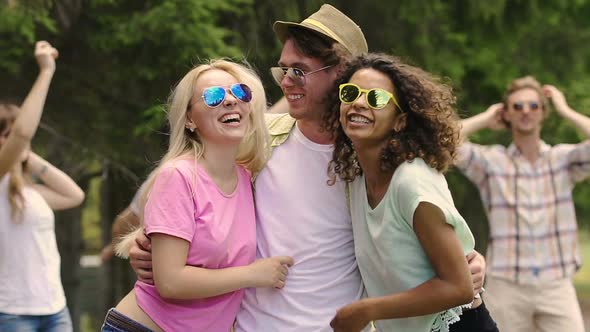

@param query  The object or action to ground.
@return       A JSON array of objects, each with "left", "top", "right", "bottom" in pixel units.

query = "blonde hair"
[
  {"left": 116, "top": 59, "right": 270, "bottom": 257},
  {"left": 0, "top": 103, "right": 26, "bottom": 221}
]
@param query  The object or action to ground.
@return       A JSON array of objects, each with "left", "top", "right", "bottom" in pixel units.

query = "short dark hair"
[{"left": 285, "top": 26, "right": 349, "bottom": 67}]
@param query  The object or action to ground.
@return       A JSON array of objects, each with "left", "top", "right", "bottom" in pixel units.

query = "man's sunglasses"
[
  {"left": 339, "top": 83, "right": 402, "bottom": 111},
  {"left": 270, "top": 65, "right": 333, "bottom": 87},
  {"left": 512, "top": 101, "right": 540, "bottom": 112},
  {"left": 193, "top": 83, "right": 253, "bottom": 109}
]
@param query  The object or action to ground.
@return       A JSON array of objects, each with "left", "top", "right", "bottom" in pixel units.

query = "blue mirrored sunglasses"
[{"left": 196, "top": 83, "right": 252, "bottom": 109}]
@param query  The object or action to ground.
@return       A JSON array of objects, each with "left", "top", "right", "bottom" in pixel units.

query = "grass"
[{"left": 575, "top": 230, "right": 590, "bottom": 299}]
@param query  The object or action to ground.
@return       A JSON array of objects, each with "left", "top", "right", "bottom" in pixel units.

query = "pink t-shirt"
[{"left": 135, "top": 159, "right": 256, "bottom": 331}]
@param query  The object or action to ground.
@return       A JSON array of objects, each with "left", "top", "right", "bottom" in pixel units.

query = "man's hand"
[
  {"left": 484, "top": 103, "right": 507, "bottom": 131},
  {"left": 130, "top": 231, "right": 154, "bottom": 284},
  {"left": 466, "top": 251, "right": 486, "bottom": 295},
  {"left": 543, "top": 84, "right": 570, "bottom": 115}
]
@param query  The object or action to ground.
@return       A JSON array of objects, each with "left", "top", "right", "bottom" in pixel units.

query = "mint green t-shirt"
[{"left": 350, "top": 158, "right": 475, "bottom": 332}]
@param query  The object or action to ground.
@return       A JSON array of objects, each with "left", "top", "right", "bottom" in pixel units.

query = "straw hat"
[{"left": 273, "top": 4, "right": 368, "bottom": 56}]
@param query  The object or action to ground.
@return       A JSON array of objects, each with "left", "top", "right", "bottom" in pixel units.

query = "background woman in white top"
[{"left": 0, "top": 41, "right": 85, "bottom": 332}]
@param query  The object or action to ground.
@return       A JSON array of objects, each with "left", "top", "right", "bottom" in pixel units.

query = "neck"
[
  {"left": 354, "top": 141, "right": 394, "bottom": 201},
  {"left": 296, "top": 119, "right": 333, "bottom": 144},
  {"left": 199, "top": 142, "right": 239, "bottom": 179},
  {"left": 512, "top": 131, "right": 541, "bottom": 163}
]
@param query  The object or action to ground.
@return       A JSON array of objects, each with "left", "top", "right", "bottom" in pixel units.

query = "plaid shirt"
[{"left": 455, "top": 140, "right": 590, "bottom": 284}]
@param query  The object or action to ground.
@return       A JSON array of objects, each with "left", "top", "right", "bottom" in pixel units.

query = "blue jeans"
[
  {"left": 0, "top": 307, "right": 72, "bottom": 332},
  {"left": 101, "top": 308, "right": 154, "bottom": 332}
]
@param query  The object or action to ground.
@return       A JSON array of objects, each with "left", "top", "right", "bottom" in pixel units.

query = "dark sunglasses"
[
  {"left": 270, "top": 65, "right": 333, "bottom": 87},
  {"left": 339, "top": 83, "right": 402, "bottom": 111},
  {"left": 512, "top": 101, "right": 540, "bottom": 112},
  {"left": 193, "top": 83, "right": 253, "bottom": 109}
]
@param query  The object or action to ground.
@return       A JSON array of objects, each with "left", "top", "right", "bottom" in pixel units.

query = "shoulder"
[
  {"left": 265, "top": 113, "right": 296, "bottom": 134},
  {"left": 395, "top": 159, "right": 442, "bottom": 183},
  {"left": 154, "top": 159, "right": 196, "bottom": 186},
  {"left": 462, "top": 141, "right": 507, "bottom": 155}
]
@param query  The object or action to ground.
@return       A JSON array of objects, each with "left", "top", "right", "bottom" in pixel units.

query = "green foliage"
[
  {"left": 2, "top": 0, "right": 590, "bottom": 240},
  {"left": 0, "top": 1, "right": 56, "bottom": 73}
]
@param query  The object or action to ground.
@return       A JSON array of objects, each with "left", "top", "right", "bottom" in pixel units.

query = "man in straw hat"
[{"left": 128, "top": 4, "right": 487, "bottom": 331}]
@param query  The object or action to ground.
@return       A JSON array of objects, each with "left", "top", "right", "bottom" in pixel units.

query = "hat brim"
[{"left": 273, "top": 20, "right": 337, "bottom": 45}]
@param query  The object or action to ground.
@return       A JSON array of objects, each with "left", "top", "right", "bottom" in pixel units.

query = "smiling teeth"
[
  {"left": 287, "top": 94, "right": 303, "bottom": 100},
  {"left": 350, "top": 115, "right": 370, "bottom": 124},
  {"left": 220, "top": 114, "right": 241, "bottom": 123}
]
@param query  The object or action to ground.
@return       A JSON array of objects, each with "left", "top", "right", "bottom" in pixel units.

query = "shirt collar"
[{"left": 507, "top": 140, "right": 550, "bottom": 157}]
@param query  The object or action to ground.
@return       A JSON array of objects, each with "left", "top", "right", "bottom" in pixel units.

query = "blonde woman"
[
  {"left": 103, "top": 60, "right": 294, "bottom": 332},
  {"left": 0, "top": 41, "right": 85, "bottom": 332}
]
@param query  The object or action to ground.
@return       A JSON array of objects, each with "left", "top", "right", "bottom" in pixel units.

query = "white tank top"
[{"left": 0, "top": 175, "right": 66, "bottom": 315}]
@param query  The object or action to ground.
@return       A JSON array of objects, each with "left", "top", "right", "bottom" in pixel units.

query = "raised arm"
[
  {"left": 543, "top": 85, "right": 590, "bottom": 138},
  {"left": 460, "top": 103, "right": 506, "bottom": 142},
  {"left": 27, "top": 151, "right": 85, "bottom": 210},
  {"left": 0, "top": 41, "right": 58, "bottom": 177}
]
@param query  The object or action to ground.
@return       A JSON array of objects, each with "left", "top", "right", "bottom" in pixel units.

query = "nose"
[
  {"left": 521, "top": 105, "right": 532, "bottom": 114},
  {"left": 351, "top": 92, "right": 369, "bottom": 110},
  {"left": 280, "top": 74, "right": 296, "bottom": 89},
  {"left": 223, "top": 90, "right": 238, "bottom": 107}
]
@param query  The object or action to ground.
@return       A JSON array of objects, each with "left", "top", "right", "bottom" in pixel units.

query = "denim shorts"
[
  {"left": 101, "top": 308, "right": 154, "bottom": 332},
  {"left": 0, "top": 307, "right": 72, "bottom": 332}
]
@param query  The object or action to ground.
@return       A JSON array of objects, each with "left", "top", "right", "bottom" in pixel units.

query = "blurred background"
[{"left": 1, "top": 0, "right": 590, "bottom": 331}]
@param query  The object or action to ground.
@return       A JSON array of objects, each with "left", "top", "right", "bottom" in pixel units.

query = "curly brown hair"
[{"left": 322, "top": 53, "right": 460, "bottom": 184}]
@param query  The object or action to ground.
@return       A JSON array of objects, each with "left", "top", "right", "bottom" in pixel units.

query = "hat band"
[{"left": 301, "top": 18, "right": 346, "bottom": 47}]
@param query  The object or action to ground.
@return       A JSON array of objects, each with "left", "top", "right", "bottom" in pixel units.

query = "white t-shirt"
[
  {"left": 235, "top": 123, "right": 364, "bottom": 332},
  {"left": 0, "top": 175, "right": 66, "bottom": 315},
  {"left": 129, "top": 181, "right": 148, "bottom": 215}
]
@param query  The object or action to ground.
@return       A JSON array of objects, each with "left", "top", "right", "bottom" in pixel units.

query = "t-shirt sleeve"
[
  {"left": 395, "top": 162, "right": 462, "bottom": 230},
  {"left": 143, "top": 166, "right": 196, "bottom": 243}
]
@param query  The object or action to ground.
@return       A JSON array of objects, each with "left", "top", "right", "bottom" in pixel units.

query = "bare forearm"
[
  {"left": 12, "top": 70, "right": 54, "bottom": 140},
  {"left": 559, "top": 106, "right": 590, "bottom": 138},
  {"left": 156, "top": 265, "right": 255, "bottom": 300},
  {"left": 362, "top": 278, "right": 474, "bottom": 321},
  {"left": 460, "top": 113, "right": 489, "bottom": 141},
  {"left": 29, "top": 153, "right": 85, "bottom": 209}
]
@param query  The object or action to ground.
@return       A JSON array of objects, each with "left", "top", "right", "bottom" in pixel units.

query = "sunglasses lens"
[
  {"left": 270, "top": 67, "right": 285, "bottom": 86},
  {"left": 530, "top": 102, "right": 539, "bottom": 110},
  {"left": 368, "top": 89, "right": 391, "bottom": 109},
  {"left": 340, "top": 84, "right": 360, "bottom": 103},
  {"left": 288, "top": 68, "right": 305, "bottom": 86},
  {"left": 203, "top": 86, "right": 226, "bottom": 107},
  {"left": 513, "top": 102, "right": 524, "bottom": 111},
  {"left": 231, "top": 83, "right": 252, "bottom": 103}
]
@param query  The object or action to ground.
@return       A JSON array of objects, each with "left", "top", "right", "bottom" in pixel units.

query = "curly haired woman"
[{"left": 323, "top": 53, "right": 498, "bottom": 332}]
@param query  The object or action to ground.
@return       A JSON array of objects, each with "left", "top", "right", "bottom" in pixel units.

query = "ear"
[
  {"left": 185, "top": 114, "right": 196, "bottom": 132},
  {"left": 392, "top": 113, "right": 407, "bottom": 132}
]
